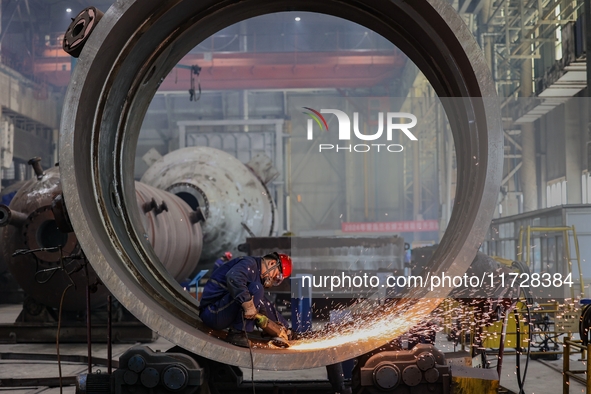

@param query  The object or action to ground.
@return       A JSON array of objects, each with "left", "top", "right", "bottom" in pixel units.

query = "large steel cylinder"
[
  {"left": 135, "top": 182, "right": 203, "bottom": 280},
  {"left": 59, "top": 0, "right": 502, "bottom": 369},
  {"left": 141, "top": 146, "right": 276, "bottom": 265},
  {"left": 1, "top": 167, "right": 203, "bottom": 311}
]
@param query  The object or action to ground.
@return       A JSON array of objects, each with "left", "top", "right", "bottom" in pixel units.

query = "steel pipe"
[
  {"left": 141, "top": 146, "right": 275, "bottom": 265},
  {"left": 59, "top": 0, "right": 502, "bottom": 369},
  {"left": 0, "top": 205, "right": 28, "bottom": 227}
]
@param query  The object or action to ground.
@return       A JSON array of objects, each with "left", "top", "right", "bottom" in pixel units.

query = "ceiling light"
[
  {"left": 295, "top": 17, "right": 301, "bottom": 21},
  {"left": 66, "top": 8, "right": 72, "bottom": 13}
]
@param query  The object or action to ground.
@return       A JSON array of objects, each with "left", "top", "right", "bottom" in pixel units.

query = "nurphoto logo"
[{"left": 303, "top": 107, "right": 418, "bottom": 153}]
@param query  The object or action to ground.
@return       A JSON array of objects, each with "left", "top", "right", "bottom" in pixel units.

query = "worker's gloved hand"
[
  {"left": 242, "top": 299, "right": 257, "bottom": 319},
  {"left": 254, "top": 314, "right": 269, "bottom": 329}
]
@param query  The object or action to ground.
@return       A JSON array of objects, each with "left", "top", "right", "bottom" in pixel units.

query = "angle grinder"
[{"left": 254, "top": 313, "right": 290, "bottom": 348}]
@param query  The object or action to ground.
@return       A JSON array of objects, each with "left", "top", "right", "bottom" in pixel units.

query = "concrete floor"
[
  {"left": 0, "top": 303, "right": 587, "bottom": 393},
  {"left": 425, "top": 333, "right": 588, "bottom": 394},
  {"left": 0, "top": 304, "right": 328, "bottom": 393}
]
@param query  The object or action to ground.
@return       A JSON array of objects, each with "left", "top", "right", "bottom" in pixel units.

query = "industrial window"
[
  {"left": 555, "top": 5, "right": 563, "bottom": 61},
  {"left": 546, "top": 178, "right": 567, "bottom": 207},
  {"left": 582, "top": 171, "right": 591, "bottom": 204},
  {"left": 1, "top": 161, "right": 15, "bottom": 180}
]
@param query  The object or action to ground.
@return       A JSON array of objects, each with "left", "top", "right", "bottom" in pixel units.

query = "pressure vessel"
[
  {"left": 0, "top": 181, "right": 26, "bottom": 276},
  {"left": 141, "top": 146, "right": 277, "bottom": 265},
  {"left": 0, "top": 166, "right": 203, "bottom": 311}
]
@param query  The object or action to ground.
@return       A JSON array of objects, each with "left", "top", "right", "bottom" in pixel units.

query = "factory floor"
[{"left": 0, "top": 303, "right": 587, "bottom": 394}]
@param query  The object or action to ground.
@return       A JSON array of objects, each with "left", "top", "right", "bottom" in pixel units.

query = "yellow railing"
[
  {"left": 517, "top": 225, "right": 583, "bottom": 299},
  {"left": 563, "top": 337, "right": 591, "bottom": 394}
]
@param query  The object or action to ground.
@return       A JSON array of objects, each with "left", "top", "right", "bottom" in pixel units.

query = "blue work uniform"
[
  {"left": 199, "top": 256, "right": 288, "bottom": 332},
  {"left": 1, "top": 191, "right": 16, "bottom": 206},
  {"left": 212, "top": 257, "right": 228, "bottom": 271}
]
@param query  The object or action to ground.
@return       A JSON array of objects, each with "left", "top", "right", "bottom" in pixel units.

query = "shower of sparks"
[
  {"left": 288, "top": 298, "right": 443, "bottom": 351},
  {"left": 282, "top": 296, "right": 579, "bottom": 354}
]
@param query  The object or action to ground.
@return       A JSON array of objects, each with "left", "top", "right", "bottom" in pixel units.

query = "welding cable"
[
  {"left": 510, "top": 261, "right": 533, "bottom": 394},
  {"left": 579, "top": 305, "right": 591, "bottom": 345},
  {"left": 497, "top": 306, "right": 511, "bottom": 377},
  {"left": 57, "top": 283, "right": 74, "bottom": 394},
  {"left": 521, "top": 303, "right": 531, "bottom": 391},
  {"left": 243, "top": 316, "right": 256, "bottom": 394},
  {"left": 514, "top": 303, "right": 532, "bottom": 394},
  {"left": 514, "top": 309, "right": 524, "bottom": 394},
  {"left": 511, "top": 261, "right": 535, "bottom": 306}
]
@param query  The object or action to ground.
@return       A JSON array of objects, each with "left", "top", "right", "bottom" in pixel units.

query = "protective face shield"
[
  {"left": 261, "top": 261, "right": 284, "bottom": 288},
  {"left": 270, "top": 270, "right": 284, "bottom": 287}
]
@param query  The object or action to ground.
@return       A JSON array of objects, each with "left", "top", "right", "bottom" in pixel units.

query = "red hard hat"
[
  {"left": 278, "top": 253, "right": 292, "bottom": 278},
  {"left": 224, "top": 251, "right": 233, "bottom": 260}
]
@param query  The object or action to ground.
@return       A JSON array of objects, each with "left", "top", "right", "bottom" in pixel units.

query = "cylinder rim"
[{"left": 59, "top": 0, "right": 502, "bottom": 369}]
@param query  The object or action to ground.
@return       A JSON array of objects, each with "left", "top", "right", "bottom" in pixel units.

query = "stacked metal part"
[
  {"left": 0, "top": 181, "right": 26, "bottom": 276},
  {"left": 141, "top": 146, "right": 278, "bottom": 265},
  {"left": 0, "top": 163, "right": 203, "bottom": 311},
  {"left": 135, "top": 182, "right": 204, "bottom": 280}
]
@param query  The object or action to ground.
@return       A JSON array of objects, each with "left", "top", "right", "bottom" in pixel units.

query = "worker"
[
  {"left": 1, "top": 190, "right": 16, "bottom": 206},
  {"left": 213, "top": 251, "right": 233, "bottom": 271},
  {"left": 199, "top": 252, "right": 292, "bottom": 347}
]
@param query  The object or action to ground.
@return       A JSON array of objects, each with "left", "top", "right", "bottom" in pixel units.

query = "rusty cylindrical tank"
[
  {"left": 141, "top": 146, "right": 277, "bottom": 265},
  {"left": 1, "top": 166, "right": 97, "bottom": 311},
  {"left": 1, "top": 166, "right": 203, "bottom": 311}
]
